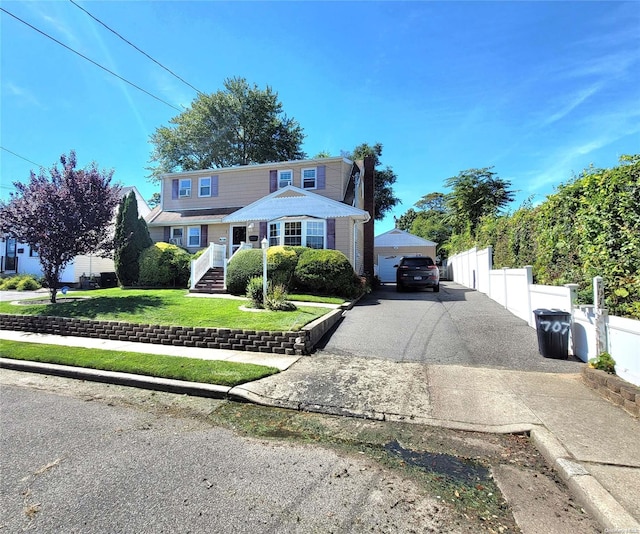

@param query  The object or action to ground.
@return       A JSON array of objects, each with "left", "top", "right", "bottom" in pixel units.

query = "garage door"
[{"left": 378, "top": 255, "right": 401, "bottom": 283}]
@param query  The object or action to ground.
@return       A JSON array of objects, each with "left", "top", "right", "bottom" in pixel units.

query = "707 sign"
[{"left": 539, "top": 320, "right": 571, "bottom": 335}]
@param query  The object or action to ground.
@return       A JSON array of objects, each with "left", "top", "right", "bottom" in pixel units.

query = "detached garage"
[{"left": 375, "top": 229, "right": 437, "bottom": 283}]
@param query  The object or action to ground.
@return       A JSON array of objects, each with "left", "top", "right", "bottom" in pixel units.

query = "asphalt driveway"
[{"left": 319, "top": 282, "right": 584, "bottom": 373}]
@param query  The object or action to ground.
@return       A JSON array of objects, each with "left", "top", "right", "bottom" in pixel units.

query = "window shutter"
[
  {"left": 211, "top": 175, "right": 219, "bottom": 197},
  {"left": 327, "top": 218, "right": 335, "bottom": 249},
  {"left": 163, "top": 226, "right": 171, "bottom": 242},
  {"left": 200, "top": 225, "right": 208, "bottom": 247},
  {"left": 317, "top": 165, "right": 326, "bottom": 190},
  {"left": 269, "top": 170, "right": 277, "bottom": 193},
  {"left": 260, "top": 221, "right": 267, "bottom": 240},
  {"left": 172, "top": 179, "right": 179, "bottom": 200}
]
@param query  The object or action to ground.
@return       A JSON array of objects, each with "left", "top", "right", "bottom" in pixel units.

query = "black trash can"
[
  {"left": 533, "top": 309, "right": 572, "bottom": 359},
  {"left": 100, "top": 272, "right": 118, "bottom": 288}
]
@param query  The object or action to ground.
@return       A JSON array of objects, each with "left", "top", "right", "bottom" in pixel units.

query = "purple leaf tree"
[{"left": 0, "top": 151, "right": 121, "bottom": 302}]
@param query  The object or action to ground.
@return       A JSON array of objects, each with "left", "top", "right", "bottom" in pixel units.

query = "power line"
[
  {"left": 1, "top": 146, "right": 44, "bottom": 168},
  {"left": 0, "top": 7, "right": 183, "bottom": 112},
  {"left": 69, "top": 0, "right": 204, "bottom": 96}
]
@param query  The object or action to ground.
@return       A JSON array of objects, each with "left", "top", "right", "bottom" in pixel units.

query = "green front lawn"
[
  {"left": 0, "top": 340, "right": 279, "bottom": 386},
  {"left": 0, "top": 288, "right": 330, "bottom": 331}
]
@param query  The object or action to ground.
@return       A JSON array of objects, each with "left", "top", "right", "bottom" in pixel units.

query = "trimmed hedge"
[
  {"left": 293, "top": 249, "right": 362, "bottom": 298},
  {"left": 138, "top": 242, "right": 191, "bottom": 288}
]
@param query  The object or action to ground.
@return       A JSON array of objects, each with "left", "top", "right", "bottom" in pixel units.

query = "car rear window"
[{"left": 402, "top": 257, "right": 434, "bottom": 267}]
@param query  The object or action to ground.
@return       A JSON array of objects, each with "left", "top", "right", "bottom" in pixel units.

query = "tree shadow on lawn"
[{"left": 32, "top": 295, "right": 163, "bottom": 320}]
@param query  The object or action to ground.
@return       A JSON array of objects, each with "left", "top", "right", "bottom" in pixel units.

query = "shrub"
[
  {"left": 16, "top": 276, "right": 41, "bottom": 291},
  {"left": 588, "top": 352, "right": 616, "bottom": 374},
  {"left": 138, "top": 242, "right": 191, "bottom": 287},
  {"left": 0, "top": 275, "right": 42, "bottom": 291},
  {"left": 294, "top": 249, "right": 362, "bottom": 298},
  {"left": 265, "top": 283, "right": 296, "bottom": 311},
  {"left": 227, "top": 249, "right": 264, "bottom": 295},
  {"left": 246, "top": 276, "right": 265, "bottom": 308},
  {"left": 267, "top": 246, "right": 298, "bottom": 288}
]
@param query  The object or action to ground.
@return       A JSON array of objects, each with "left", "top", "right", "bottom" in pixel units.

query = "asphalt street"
[
  {"left": 320, "top": 282, "right": 584, "bottom": 372},
  {"left": 0, "top": 383, "right": 460, "bottom": 533}
]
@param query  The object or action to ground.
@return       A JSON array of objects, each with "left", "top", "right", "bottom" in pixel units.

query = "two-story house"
[{"left": 145, "top": 156, "right": 373, "bottom": 290}]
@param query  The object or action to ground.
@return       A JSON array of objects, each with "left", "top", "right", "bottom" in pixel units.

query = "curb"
[
  {"left": 3, "top": 357, "right": 637, "bottom": 532},
  {"left": 0, "top": 358, "right": 231, "bottom": 398},
  {"left": 530, "top": 426, "right": 640, "bottom": 531}
]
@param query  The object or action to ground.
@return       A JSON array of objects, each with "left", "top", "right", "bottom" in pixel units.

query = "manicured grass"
[
  {"left": 0, "top": 340, "right": 279, "bottom": 386},
  {"left": 288, "top": 294, "right": 346, "bottom": 305},
  {"left": 0, "top": 288, "right": 329, "bottom": 331}
]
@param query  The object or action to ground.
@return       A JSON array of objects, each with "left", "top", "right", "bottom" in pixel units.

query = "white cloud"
[{"left": 2, "top": 82, "right": 44, "bottom": 108}]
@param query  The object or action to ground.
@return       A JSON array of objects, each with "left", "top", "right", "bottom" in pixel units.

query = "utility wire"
[
  {"left": 1, "top": 146, "right": 44, "bottom": 168},
  {"left": 0, "top": 7, "right": 183, "bottom": 112},
  {"left": 69, "top": 0, "right": 204, "bottom": 96}
]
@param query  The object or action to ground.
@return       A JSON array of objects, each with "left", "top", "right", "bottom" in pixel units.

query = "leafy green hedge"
[
  {"left": 227, "top": 246, "right": 362, "bottom": 299},
  {"left": 293, "top": 249, "right": 362, "bottom": 298},
  {"left": 463, "top": 155, "right": 639, "bottom": 318},
  {"left": 138, "top": 242, "right": 191, "bottom": 288}
]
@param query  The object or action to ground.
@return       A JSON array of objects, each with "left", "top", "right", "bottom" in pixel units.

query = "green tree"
[
  {"left": 147, "top": 192, "right": 161, "bottom": 209},
  {"left": 347, "top": 142, "right": 400, "bottom": 221},
  {"left": 444, "top": 167, "right": 515, "bottom": 234},
  {"left": 148, "top": 77, "right": 305, "bottom": 179},
  {"left": 114, "top": 191, "right": 153, "bottom": 286}
]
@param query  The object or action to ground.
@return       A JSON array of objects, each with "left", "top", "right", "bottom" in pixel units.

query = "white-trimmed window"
[
  {"left": 306, "top": 221, "right": 325, "bottom": 249},
  {"left": 302, "top": 168, "right": 317, "bottom": 189},
  {"left": 278, "top": 169, "right": 293, "bottom": 189},
  {"left": 170, "top": 227, "right": 183, "bottom": 246},
  {"left": 187, "top": 226, "right": 201, "bottom": 247},
  {"left": 268, "top": 219, "right": 325, "bottom": 249},
  {"left": 199, "top": 177, "right": 211, "bottom": 197},
  {"left": 179, "top": 178, "right": 191, "bottom": 198},
  {"left": 269, "top": 222, "right": 281, "bottom": 247},
  {"left": 284, "top": 221, "right": 302, "bottom": 246}
]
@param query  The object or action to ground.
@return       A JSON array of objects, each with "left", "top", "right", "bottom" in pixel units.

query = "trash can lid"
[{"left": 533, "top": 308, "right": 570, "bottom": 316}]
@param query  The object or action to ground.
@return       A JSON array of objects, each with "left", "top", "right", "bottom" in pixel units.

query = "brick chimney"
[{"left": 363, "top": 155, "right": 375, "bottom": 279}]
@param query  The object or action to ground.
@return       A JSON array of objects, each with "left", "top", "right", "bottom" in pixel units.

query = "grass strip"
[
  {"left": 0, "top": 340, "right": 279, "bottom": 387},
  {"left": 0, "top": 289, "right": 328, "bottom": 330}
]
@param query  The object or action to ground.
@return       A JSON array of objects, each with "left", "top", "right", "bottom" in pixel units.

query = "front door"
[
  {"left": 5, "top": 238, "right": 17, "bottom": 271},
  {"left": 231, "top": 226, "right": 247, "bottom": 254}
]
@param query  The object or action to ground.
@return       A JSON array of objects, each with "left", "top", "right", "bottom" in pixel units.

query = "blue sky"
[{"left": 1, "top": 1, "right": 638, "bottom": 234}]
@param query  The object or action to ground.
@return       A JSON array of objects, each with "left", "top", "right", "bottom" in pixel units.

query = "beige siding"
[
  {"left": 161, "top": 158, "right": 353, "bottom": 211},
  {"left": 72, "top": 255, "right": 115, "bottom": 280},
  {"left": 334, "top": 218, "right": 355, "bottom": 268},
  {"left": 149, "top": 226, "right": 165, "bottom": 243}
]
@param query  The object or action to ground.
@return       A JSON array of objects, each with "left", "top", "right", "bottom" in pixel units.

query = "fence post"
[
  {"left": 503, "top": 267, "right": 509, "bottom": 309},
  {"left": 593, "top": 276, "right": 607, "bottom": 355},
  {"left": 565, "top": 283, "right": 579, "bottom": 356},
  {"left": 525, "top": 266, "right": 533, "bottom": 325}
]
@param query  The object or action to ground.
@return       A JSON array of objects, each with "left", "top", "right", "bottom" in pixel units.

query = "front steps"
[{"left": 190, "top": 267, "right": 226, "bottom": 294}]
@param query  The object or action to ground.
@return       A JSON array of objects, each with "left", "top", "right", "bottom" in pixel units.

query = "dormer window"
[
  {"left": 278, "top": 170, "right": 293, "bottom": 189},
  {"left": 302, "top": 168, "right": 317, "bottom": 189},
  {"left": 199, "top": 177, "right": 211, "bottom": 197},
  {"left": 179, "top": 178, "right": 191, "bottom": 198}
]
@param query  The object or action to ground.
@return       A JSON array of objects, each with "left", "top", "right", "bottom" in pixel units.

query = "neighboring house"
[
  {"left": 374, "top": 228, "right": 437, "bottom": 283},
  {"left": 0, "top": 185, "right": 150, "bottom": 285},
  {"left": 145, "top": 157, "right": 373, "bottom": 291}
]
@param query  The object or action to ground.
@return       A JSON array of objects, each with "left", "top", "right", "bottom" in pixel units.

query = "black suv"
[{"left": 395, "top": 256, "right": 440, "bottom": 292}]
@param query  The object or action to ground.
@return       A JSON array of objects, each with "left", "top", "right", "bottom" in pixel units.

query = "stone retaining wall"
[
  {"left": 0, "top": 313, "right": 314, "bottom": 355},
  {"left": 582, "top": 367, "right": 640, "bottom": 418}
]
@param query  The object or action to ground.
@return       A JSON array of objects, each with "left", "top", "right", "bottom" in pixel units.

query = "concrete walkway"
[{"left": 1, "top": 329, "right": 638, "bottom": 532}]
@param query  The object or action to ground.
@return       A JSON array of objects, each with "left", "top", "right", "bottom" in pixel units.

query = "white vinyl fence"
[{"left": 448, "top": 246, "right": 640, "bottom": 386}]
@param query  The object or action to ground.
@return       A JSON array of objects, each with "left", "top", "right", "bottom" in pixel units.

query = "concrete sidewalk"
[{"left": 1, "top": 330, "right": 638, "bottom": 532}]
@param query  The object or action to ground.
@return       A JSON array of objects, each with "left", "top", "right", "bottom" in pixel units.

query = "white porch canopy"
[{"left": 222, "top": 186, "right": 370, "bottom": 223}]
